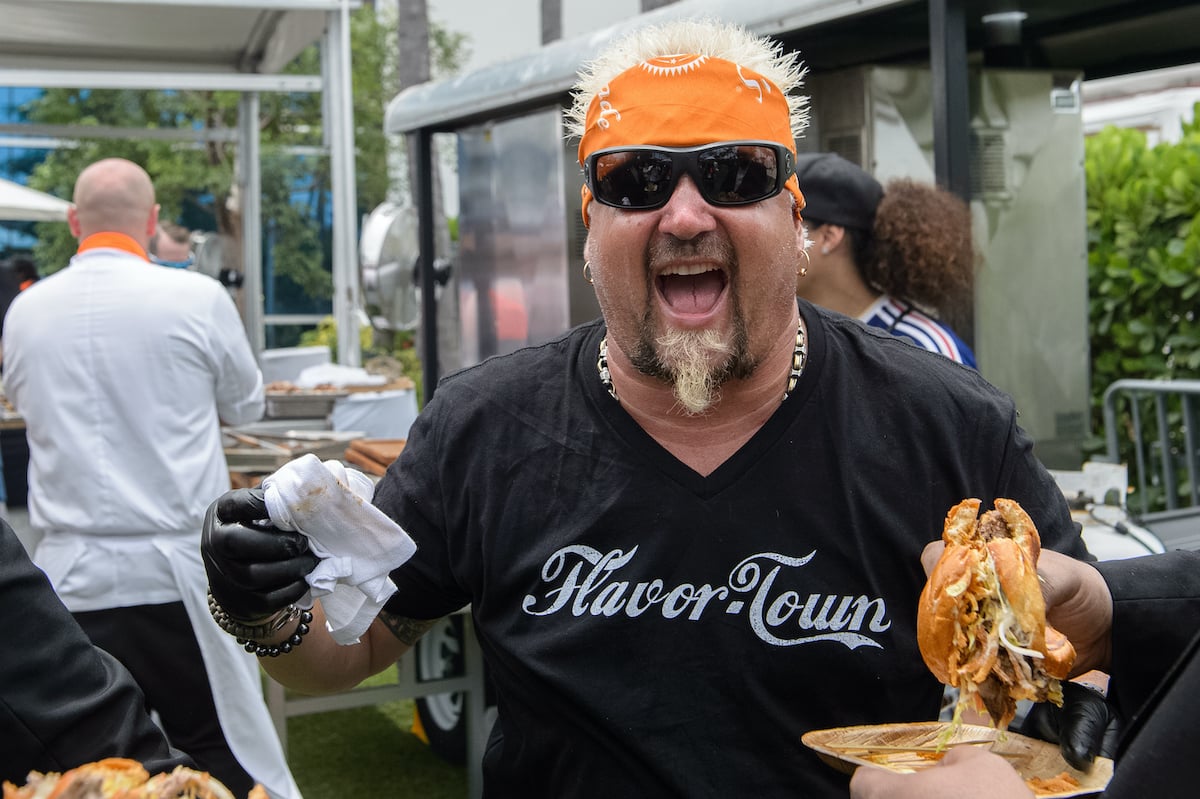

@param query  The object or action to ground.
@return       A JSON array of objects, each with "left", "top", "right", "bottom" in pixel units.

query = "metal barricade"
[
  {"left": 1100, "top": 379, "right": 1200, "bottom": 550},
  {"left": 264, "top": 607, "right": 487, "bottom": 799}
]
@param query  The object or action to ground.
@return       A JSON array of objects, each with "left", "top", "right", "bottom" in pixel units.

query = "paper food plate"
[{"left": 801, "top": 721, "right": 1113, "bottom": 798}]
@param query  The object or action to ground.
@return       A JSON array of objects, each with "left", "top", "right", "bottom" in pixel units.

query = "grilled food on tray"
[
  {"left": 2, "top": 758, "right": 267, "bottom": 799},
  {"left": 917, "top": 498, "right": 1076, "bottom": 730},
  {"left": 263, "top": 380, "right": 342, "bottom": 394}
]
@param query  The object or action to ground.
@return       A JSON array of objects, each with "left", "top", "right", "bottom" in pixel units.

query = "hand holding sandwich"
[
  {"left": 852, "top": 522, "right": 1119, "bottom": 799},
  {"left": 1026, "top": 547, "right": 1113, "bottom": 677},
  {"left": 923, "top": 535, "right": 1117, "bottom": 769},
  {"left": 919, "top": 541, "right": 1114, "bottom": 679},
  {"left": 917, "top": 499, "right": 1080, "bottom": 730},
  {"left": 1012, "top": 546, "right": 1117, "bottom": 770}
]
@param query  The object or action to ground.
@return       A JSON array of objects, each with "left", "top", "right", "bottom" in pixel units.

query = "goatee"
[{"left": 631, "top": 324, "right": 754, "bottom": 414}]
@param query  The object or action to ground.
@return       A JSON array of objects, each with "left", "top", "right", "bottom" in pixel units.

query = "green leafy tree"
[{"left": 24, "top": 4, "right": 466, "bottom": 321}]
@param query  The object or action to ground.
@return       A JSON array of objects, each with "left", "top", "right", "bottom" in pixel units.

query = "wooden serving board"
[{"left": 344, "top": 438, "right": 406, "bottom": 476}]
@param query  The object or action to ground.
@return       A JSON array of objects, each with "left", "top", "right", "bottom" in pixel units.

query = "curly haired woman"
[{"left": 795, "top": 153, "right": 978, "bottom": 367}]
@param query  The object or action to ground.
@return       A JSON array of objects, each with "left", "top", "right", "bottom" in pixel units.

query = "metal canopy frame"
[
  {"left": 386, "top": 0, "right": 913, "bottom": 135},
  {"left": 386, "top": 0, "right": 924, "bottom": 398},
  {"left": 386, "top": 0, "right": 1200, "bottom": 398},
  {"left": 0, "top": 0, "right": 363, "bottom": 366}
]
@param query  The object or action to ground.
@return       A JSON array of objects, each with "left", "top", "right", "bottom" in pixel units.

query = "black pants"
[{"left": 73, "top": 602, "right": 256, "bottom": 797}]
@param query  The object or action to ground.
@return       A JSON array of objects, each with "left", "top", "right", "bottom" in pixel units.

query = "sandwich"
[{"left": 917, "top": 498, "right": 1076, "bottom": 730}]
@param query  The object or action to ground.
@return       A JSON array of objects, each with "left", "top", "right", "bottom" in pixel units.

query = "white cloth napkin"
[{"left": 261, "top": 453, "right": 416, "bottom": 645}]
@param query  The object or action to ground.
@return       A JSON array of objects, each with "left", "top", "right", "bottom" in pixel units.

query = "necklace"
[{"left": 597, "top": 318, "right": 808, "bottom": 403}]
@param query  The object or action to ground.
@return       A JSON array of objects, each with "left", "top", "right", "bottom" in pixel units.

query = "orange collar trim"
[{"left": 77, "top": 232, "right": 149, "bottom": 261}]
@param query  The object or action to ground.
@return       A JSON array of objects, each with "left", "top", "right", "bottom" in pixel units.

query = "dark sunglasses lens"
[
  {"left": 697, "top": 145, "right": 780, "bottom": 204},
  {"left": 592, "top": 150, "right": 676, "bottom": 209}
]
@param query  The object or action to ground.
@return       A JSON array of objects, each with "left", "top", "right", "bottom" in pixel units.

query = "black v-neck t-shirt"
[{"left": 375, "top": 301, "right": 1089, "bottom": 798}]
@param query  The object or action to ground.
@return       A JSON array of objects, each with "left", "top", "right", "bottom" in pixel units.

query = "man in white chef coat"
[{"left": 2, "top": 157, "right": 300, "bottom": 799}]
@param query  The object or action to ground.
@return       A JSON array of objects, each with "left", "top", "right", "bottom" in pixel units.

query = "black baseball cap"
[{"left": 794, "top": 152, "right": 883, "bottom": 230}]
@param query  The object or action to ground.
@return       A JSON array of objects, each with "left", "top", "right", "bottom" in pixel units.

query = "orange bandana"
[{"left": 578, "top": 54, "right": 804, "bottom": 225}]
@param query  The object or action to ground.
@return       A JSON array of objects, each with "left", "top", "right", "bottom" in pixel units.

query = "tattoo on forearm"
[{"left": 380, "top": 611, "right": 436, "bottom": 645}]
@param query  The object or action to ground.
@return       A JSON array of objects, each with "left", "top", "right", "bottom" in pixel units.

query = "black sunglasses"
[{"left": 584, "top": 140, "right": 794, "bottom": 212}]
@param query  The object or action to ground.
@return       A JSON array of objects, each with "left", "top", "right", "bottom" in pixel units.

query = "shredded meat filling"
[{"left": 977, "top": 676, "right": 1011, "bottom": 726}]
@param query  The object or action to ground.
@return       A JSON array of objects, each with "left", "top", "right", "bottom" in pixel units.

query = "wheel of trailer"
[{"left": 413, "top": 614, "right": 468, "bottom": 765}]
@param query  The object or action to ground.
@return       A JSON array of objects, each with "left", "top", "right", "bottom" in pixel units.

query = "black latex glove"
[
  {"left": 201, "top": 488, "right": 320, "bottom": 621},
  {"left": 1017, "top": 680, "right": 1121, "bottom": 771}
]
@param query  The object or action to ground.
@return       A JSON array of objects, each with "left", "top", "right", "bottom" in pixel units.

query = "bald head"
[{"left": 68, "top": 158, "right": 158, "bottom": 246}]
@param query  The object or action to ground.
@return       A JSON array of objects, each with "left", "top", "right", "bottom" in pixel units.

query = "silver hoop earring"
[{"left": 583, "top": 261, "right": 594, "bottom": 285}]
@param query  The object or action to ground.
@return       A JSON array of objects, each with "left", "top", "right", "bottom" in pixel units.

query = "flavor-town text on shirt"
[{"left": 521, "top": 545, "right": 888, "bottom": 649}]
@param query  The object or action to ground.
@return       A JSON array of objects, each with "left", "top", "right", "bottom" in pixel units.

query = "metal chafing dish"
[{"left": 223, "top": 421, "right": 364, "bottom": 473}]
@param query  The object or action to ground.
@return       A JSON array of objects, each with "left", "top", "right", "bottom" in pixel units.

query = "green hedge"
[
  {"left": 1087, "top": 109, "right": 1200, "bottom": 390},
  {"left": 1085, "top": 104, "right": 1200, "bottom": 508}
]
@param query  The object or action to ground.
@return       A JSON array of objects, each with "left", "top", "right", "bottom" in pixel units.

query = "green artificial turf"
[{"left": 282, "top": 669, "right": 467, "bottom": 799}]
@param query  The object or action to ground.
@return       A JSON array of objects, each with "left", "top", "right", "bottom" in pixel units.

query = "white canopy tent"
[
  {"left": 0, "top": 177, "right": 71, "bottom": 222},
  {"left": 0, "top": 0, "right": 363, "bottom": 365}
]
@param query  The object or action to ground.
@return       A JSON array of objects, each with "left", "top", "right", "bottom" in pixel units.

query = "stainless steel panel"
[
  {"left": 455, "top": 110, "right": 574, "bottom": 368},
  {"left": 807, "top": 66, "right": 1090, "bottom": 468},
  {"left": 967, "top": 69, "right": 1089, "bottom": 470}
]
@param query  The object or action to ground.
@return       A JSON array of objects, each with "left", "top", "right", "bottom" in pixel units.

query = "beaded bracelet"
[
  {"left": 207, "top": 591, "right": 314, "bottom": 658},
  {"left": 238, "top": 610, "right": 312, "bottom": 658}
]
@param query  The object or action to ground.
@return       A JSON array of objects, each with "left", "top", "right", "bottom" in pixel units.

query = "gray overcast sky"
[{"left": 428, "top": 0, "right": 638, "bottom": 74}]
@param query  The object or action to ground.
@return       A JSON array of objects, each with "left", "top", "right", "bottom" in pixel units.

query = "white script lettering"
[{"left": 522, "top": 547, "right": 891, "bottom": 650}]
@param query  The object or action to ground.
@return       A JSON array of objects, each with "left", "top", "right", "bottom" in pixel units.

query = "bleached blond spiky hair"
[{"left": 565, "top": 17, "right": 809, "bottom": 143}]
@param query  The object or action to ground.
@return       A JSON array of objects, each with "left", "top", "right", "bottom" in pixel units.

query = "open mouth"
[{"left": 656, "top": 265, "right": 728, "bottom": 316}]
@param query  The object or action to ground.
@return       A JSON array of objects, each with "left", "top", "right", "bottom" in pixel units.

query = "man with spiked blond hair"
[
  {"left": 199, "top": 18, "right": 1093, "bottom": 796},
  {"left": 567, "top": 18, "right": 809, "bottom": 419}
]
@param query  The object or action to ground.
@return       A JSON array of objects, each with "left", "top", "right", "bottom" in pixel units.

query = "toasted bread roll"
[{"left": 917, "top": 498, "right": 1077, "bottom": 730}]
